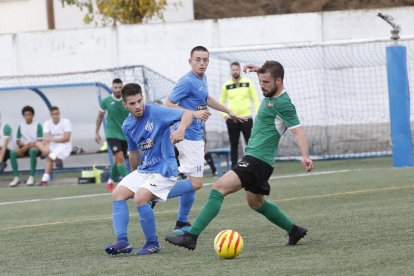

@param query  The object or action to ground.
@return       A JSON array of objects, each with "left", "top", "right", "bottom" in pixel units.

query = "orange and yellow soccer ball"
[{"left": 213, "top": 230, "right": 244, "bottom": 259}]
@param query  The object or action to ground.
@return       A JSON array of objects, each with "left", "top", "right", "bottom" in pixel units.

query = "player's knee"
[
  {"left": 188, "top": 177, "right": 203, "bottom": 191},
  {"left": 247, "top": 197, "right": 264, "bottom": 209},
  {"left": 192, "top": 181, "right": 203, "bottom": 191},
  {"left": 133, "top": 196, "right": 147, "bottom": 206},
  {"left": 29, "top": 148, "right": 37, "bottom": 157},
  {"left": 212, "top": 180, "right": 228, "bottom": 195},
  {"left": 111, "top": 188, "right": 126, "bottom": 201}
]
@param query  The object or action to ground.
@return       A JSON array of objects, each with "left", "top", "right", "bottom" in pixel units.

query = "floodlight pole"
[{"left": 379, "top": 13, "right": 414, "bottom": 167}]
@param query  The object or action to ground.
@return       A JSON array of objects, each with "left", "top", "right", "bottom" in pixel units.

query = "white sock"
[{"left": 41, "top": 174, "right": 50, "bottom": 182}]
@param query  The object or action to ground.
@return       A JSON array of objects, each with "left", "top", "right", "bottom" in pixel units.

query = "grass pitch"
[{"left": 0, "top": 157, "right": 413, "bottom": 275}]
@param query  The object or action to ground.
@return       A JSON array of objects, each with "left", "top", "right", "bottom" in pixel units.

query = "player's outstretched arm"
[
  {"left": 171, "top": 110, "right": 193, "bottom": 144},
  {"left": 165, "top": 98, "right": 211, "bottom": 121},
  {"left": 207, "top": 96, "right": 246, "bottom": 123},
  {"left": 290, "top": 126, "right": 314, "bottom": 172}
]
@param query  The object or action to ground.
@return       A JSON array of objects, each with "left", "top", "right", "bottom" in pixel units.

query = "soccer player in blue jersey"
[
  {"left": 104, "top": 83, "right": 194, "bottom": 256},
  {"left": 165, "top": 46, "right": 244, "bottom": 234}
]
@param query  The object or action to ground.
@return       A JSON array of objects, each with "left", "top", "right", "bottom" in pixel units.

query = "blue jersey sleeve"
[
  {"left": 122, "top": 121, "right": 138, "bottom": 151},
  {"left": 152, "top": 104, "right": 185, "bottom": 126},
  {"left": 168, "top": 77, "right": 190, "bottom": 104}
]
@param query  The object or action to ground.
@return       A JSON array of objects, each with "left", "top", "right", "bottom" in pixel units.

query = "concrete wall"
[
  {"left": 0, "top": 0, "right": 48, "bottom": 33},
  {"left": 1, "top": 6, "right": 413, "bottom": 81},
  {"left": 0, "top": 0, "right": 194, "bottom": 34}
]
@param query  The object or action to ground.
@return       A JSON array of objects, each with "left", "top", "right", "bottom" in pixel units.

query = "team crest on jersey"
[
  {"left": 145, "top": 121, "right": 154, "bottom": 132},
  {"left": 140, "top": 138, "right": 155, "bottom": 151},
  {"left": 267, "top": 101, "right": 274, "bottom": 107}
]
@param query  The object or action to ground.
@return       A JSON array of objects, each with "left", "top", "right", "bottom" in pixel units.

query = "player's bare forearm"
[
  {"left": 290, "top": 126, "right": 314, "bottom": 172},
  {"left": 171, "top": 110, "right": 193, "bottom": 144},
  {"left": 48, "top": 133, "right": 71, "bottom": 143},
  {"left": 165, "top": 99, "right": 187, "bottom": 110},
  {"left": 207, "top": 96, "right": 230, "bottom": 114},
  {"left": 129, "top": 150, "right": 141, "bottom": 171},
  {"left": 95, "top": 112, "right": 104, "bottom": 133}
]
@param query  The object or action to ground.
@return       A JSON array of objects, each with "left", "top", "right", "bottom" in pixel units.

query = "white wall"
[
  {"left": 0, "top": 0, "right": 194, "bottom": 33},
  {"left": 0, "top": 0, "right": 48, "bottom": 33},
  {"left": 1, "top": 6, "right": 414, "bottom": 80}
]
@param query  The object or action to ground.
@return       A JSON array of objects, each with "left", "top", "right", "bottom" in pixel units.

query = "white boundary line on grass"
[
  {"left": 0, "top": 169, "right": 364, "bottom": 206},
  {"left": 2, "top": 184, "right": 413, "bottom": 231}
]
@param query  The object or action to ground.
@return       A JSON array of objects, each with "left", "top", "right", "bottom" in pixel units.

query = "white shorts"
[
  {"left": 175, "top": 139, "right": 205, "bottom": 177},
  {"left": 48, "top": 142, "right": 72, "bottom": 161},
  {"left": 118, "top": 170, "right": 177, "bottom": 202}
]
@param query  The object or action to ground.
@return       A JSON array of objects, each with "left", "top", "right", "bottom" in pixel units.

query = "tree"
[{"left": 60, "top": 0, "right": 169, "bottom": 25}]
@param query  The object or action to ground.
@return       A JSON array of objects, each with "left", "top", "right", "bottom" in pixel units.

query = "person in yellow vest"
[{"left": 220, "top": 61, "right": 260, "bottom": 168}]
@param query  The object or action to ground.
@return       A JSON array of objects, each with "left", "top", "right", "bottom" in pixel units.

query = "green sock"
[
  {"left": 29, "top": 148, "right": 38, "bottom": 176},
  {"left": 189, "top": 189, "right": 224, "bottom": 236},
  {"left": 117, "top": 165, "right": 129, "bottom": 178},
  {"left": 10, "top": 150, "right": 19, "bottom": 177},
  {"left": 254, "top": 200, "right": 293, "bottom": 232},
  {"left": 110, "top": 165, "right": 119, "bottom": 181}
]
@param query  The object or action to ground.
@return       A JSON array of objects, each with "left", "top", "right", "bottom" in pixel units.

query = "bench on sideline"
[{"left": 208, "top": 147, "right": 231, "bottom": 176}]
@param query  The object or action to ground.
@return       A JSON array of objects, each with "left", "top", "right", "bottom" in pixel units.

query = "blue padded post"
[{"left": 386, "top": 45, "right": 414, "bottom": 167}]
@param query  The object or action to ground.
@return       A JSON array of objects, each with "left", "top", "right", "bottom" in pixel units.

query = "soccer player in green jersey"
[
  {"left": 95, "top": 78, "right": 130, "bottom": 192},
  {"left": 9, "top": 106, "right": 43, "bottom": 186},
  {"left": 165, "top": 61, "right": 314, "bottom": 250}
]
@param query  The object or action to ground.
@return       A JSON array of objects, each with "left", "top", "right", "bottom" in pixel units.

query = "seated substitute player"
[
  {"left": 36, "top": 106, "right": 72, "bottom": 186},
  {"left": 9, "top": 106, "right": 43, "bottom": 186},
  {"left": 0, "top": 112, "right": 13, "bottom": 173},
  {"left": 104, "top": 83, "right": 194, "bottom": 256},
  {"left": 165, "top": 61, "right": 314, "bottom": 250}
]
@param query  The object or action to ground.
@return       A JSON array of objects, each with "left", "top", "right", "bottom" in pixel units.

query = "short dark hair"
[
  {"left": 191, "top": 46, "right": 209, "bottom": 57},
  {"left": 230, "top": 61, "right": 240, "bottom": 67},
  {"left": 22, "top": 105, "right": 35, "bottom": 115},
  {"left": 121, "top": 83, "right": 143, "bottom": 100},
  {"left": 50, "top": 106, "right": 59, "bottom": 113},
  {"left": 258, "top": 61, "right": 284, "bottom": 80},
  {"left": 112, "top": 78, "right": 123, "bottom": 84}
]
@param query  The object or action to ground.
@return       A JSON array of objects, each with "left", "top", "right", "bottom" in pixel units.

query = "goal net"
[{"left": 207, "top": 37, "right": 414, "bottom": 159}]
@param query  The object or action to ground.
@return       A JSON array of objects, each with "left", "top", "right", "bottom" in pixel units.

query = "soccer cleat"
[
  {"left": 26, "top": 176, "right": 35, "bottom": 186},
  {"left": 38, "top": 181, "right": 48, "bottom": 187},
  {"left": 135, "top": 240, "right": 160, "bottom": 256},
  {"left": 104, "top": 240, "right": 134, "bottom": 255},
  {"left": 165, "top": 232, "right": 198, "bottom": 251},
  {"left": 287, "top": 225, "right": 308, "bottom": 246},
  {"left": 106, "top": 180, "right": 115, "bottom": 192},
  {"left": 173, "top": 221, "right": 192, "bottom": 235},
  {"left": 9, "top": 177, "right": 21, "bottom": 187}
]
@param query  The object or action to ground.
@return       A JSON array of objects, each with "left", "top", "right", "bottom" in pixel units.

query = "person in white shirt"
[
  {"left": 36, "top": 106, "right": 72, "bottom": 186},
  {"left": 9, "top": 106, "right": 43, "bottom": 187}
]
